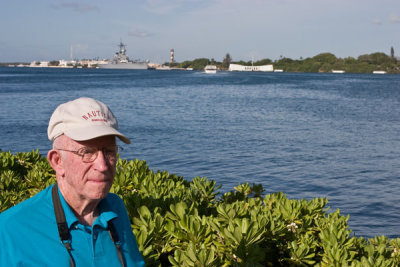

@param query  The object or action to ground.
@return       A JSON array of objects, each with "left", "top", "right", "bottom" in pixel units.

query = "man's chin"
[{"left": 87, "top": 182, "right": 112, "bottom": 199}]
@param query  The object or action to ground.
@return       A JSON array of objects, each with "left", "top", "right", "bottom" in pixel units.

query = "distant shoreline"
[
  {"left": 1, "top": 51, "right": 399, "bottom": 74},
  {"left": 0, "top": 64, "right": 397, "bottom": 75}
]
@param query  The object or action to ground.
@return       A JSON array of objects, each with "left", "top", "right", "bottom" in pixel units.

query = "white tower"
[{"left": 170, "top": 49, "right": 174, "bottom": 64}]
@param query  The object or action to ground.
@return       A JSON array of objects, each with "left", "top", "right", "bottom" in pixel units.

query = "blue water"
[{"left": 1, "top": 67, "right": 399, "bottom": 238}]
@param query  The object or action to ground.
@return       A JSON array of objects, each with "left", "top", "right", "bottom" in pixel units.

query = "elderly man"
[{"left": 0, "top": 97, "right": 145, "bottom": 266}]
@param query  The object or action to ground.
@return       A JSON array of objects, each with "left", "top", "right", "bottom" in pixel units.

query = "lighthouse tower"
[{"left": 170, "top": 49, "right": 174, "bottom": 64}]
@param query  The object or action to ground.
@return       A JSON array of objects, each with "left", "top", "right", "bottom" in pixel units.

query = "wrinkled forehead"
[{"left": 54, "top": 134, "right": 117, "bottom": 148}]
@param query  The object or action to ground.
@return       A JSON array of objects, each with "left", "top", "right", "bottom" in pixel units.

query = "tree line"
[
  {"left": 169, "top": 48, "right": 400, "bottom": 74},
  {"left": 2, "top": 48, "right": 399, "bottom": 73}
]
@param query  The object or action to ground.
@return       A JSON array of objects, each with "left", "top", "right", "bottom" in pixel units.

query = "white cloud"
[
  {"left": 143, "top": 0, "right": 206, "bottom": 14},
  {"left": 143, "top": 0, "right": 185, "bottom": 14},
  {"left": 50, "top": 2, "right": 99, "bottom": 13},
  {"left": 372, "top": 18, "right": 382, "bottom": 25},
  {"left": 389, "top": 14, "right": 400, "bottom": 23},
  {"left": 128, "top": 29, "right": 153, "bottom": 38}
]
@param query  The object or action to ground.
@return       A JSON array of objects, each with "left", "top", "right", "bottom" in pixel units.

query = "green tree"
[
  {"left": 370, "top": 52, "right": 391, "bottom": 65},
  {"left": 312, "top": 53, "right": 337, "bottom": 64},
  {"left": 222, "top": 53, "right": 232, "bottom": 69},
  {"left": 358, "top": 53, "right": 390, "bottom": 65},
  {"left": 391, "top": 46, "right": 395, "bottom": 59},
  {"left": 180, "top": 60, "right": 192, "bottom": 68},
  {"left": 49, "top": 61, "right": 59, "bottom": 66},
  {"left": 254, "top": 58, "right": 273, "bottom": 66},
  {"left": 191, "top": 58, "right": 210, "bottom": 70}
]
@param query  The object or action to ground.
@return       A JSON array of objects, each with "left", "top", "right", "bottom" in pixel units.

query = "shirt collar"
[{"left": 57, "top": 187, "right": 118, "bottom": 229}]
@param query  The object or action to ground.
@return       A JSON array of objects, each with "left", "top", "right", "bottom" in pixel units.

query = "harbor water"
[{"left": 0, "top": 67, "right": 399, "bottom": 238}]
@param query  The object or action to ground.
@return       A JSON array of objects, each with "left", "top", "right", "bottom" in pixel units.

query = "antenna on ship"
[
  {"left": 70, "top": 45, "right": 73, "bottom": 61},
  {"left": 119, "top": 38, "right": 126, "bottom": 55}
]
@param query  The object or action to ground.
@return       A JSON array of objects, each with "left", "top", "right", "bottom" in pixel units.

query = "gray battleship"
[{"left": 98, "top": 42, "right": 148, "bottom": 69}]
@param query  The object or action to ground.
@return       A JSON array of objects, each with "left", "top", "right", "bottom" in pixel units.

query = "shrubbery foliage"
[{"left": 1, "top": 150, "right": 400, "bottom": 266}]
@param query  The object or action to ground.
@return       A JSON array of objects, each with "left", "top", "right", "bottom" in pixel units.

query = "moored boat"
[
  {"left": 204, "top": 65, "right": 217, "bottom": 74},
  {"left": 373, "top": 70, "right": 387, "bottom": 74}
]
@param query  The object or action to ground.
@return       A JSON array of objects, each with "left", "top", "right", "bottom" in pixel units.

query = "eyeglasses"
[{"left": 55, "top": 146, "right": 123, "bottom": 163}]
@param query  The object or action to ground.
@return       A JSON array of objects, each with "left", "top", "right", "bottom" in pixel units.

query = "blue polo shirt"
[{"left": 0, "top": 184, "right": 145, "bottom": 267}]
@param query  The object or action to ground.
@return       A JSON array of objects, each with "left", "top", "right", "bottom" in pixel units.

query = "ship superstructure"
[{"left": 98, "top": 42, "right": 148, "bottom": 69}]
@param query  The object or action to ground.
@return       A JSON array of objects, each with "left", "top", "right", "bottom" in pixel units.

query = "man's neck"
[
  {"left": 57, "top": 181, "right": 101, "bottom": 226},
  {"left": 70, "top": 200, "right": 100, "bottom": 226}
]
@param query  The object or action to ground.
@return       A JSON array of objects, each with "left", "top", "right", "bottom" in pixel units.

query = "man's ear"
[{"left": 47, "top": 149, "right": 65, "bottom": 177}]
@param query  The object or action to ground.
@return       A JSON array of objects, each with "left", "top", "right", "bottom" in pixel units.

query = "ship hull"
[{"left": 98, "top": 62, "right": 148, "bottom": 69}]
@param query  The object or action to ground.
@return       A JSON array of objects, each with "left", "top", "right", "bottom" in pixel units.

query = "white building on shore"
[
  {"left": 30, "top": 61, "right": 49, "bottom": 67},
  {"left": 28, "top": 59, "right": 107, "bottom": 68},
  {"left": 229, "top": 63, "right": 273, "bottom": 72}
]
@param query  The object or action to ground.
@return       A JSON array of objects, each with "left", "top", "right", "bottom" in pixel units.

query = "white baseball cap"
[{"left": 48, "top": 97, "right": 131, "bottom": 144}]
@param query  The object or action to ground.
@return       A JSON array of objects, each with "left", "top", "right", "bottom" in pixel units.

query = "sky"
[{"left": 0, "top": 0, "right": 399, "bottom": 63}]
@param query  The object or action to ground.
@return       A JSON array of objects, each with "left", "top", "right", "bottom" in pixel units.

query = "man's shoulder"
[
  {"left": 101, "top": 192, "right": 130, "bottom": 218},
  {"left": 105, "top": 192, "right": 123, "bottom": 203},
  {"left": 103, "top": 192, "right": 125, "bottom": 210},
  {"left": 0, "top": 186, "right": 53, "bottom": 227}
]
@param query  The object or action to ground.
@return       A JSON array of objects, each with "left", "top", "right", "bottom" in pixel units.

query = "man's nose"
[{"left": 93, "top": 150, "right": 109, "bottom": 171}]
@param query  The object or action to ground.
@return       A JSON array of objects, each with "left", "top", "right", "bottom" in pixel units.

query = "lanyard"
[{"left": 51, "top": 183, "right": 125, "bottom": 267}]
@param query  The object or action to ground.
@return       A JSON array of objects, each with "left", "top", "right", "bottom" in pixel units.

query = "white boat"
[
  {"left": 204, "top": 65, "right": 217, "bottom": 74},
  {"left": 373, "top": 70, "right": 387, "bottom": 74},
  {"left": 156, "top": 65, "right": 172, "bottom": 71},
  {"left": 98, "top": 42, "right": 148, "bottom": 69}
]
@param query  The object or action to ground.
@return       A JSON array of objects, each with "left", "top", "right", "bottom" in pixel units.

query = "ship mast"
[{"left": 119, "top": 41, "right": 126, "bottom": 55}]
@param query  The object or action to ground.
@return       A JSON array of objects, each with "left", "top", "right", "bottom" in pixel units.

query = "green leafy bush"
[{"left": 1, "top": 150, "right": 399, "bottom": 266}]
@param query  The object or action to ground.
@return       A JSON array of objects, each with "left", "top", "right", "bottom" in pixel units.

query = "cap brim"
[{"left": 64, "top": 125, "right": 131, "bottom": 144}]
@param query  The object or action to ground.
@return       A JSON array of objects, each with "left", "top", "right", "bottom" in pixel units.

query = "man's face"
[{"left": 58, "top": 135, "right": 117, "bottom": 201}]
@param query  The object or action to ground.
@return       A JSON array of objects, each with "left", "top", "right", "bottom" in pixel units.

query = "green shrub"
[{"left": 1, "top": 150, "right": 399, "bottom": 266}]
